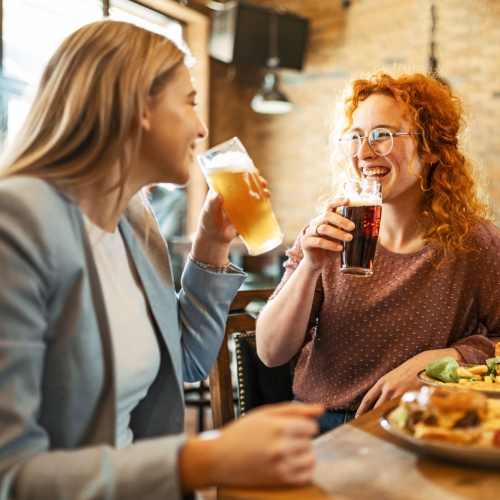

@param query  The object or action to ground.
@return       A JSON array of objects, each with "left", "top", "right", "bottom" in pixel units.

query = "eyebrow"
[
  {"left": 350, "top": 124, "right": 399, "bottom": 133},
  {"left": 188, "top": 90, "right": 197, "bottom": 99}
]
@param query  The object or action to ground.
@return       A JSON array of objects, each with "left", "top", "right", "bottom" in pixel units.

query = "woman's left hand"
[{"left": 355, "top": 348, "right": 462, "bottom": 417}]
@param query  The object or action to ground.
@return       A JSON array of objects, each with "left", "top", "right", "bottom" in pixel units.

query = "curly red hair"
[{"left": 342, "top": 72, "right": 488, "bottom": 256}]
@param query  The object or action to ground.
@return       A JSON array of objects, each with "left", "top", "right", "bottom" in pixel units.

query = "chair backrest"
[
  {"left": 233, "top": 331, "right": 294, "bottom": 417},
  {"left": 209, "top": 288, "right": 293, "bottom": 428}
]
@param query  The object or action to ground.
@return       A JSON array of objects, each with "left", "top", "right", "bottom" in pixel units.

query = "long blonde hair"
[{"left": 1, "top": 20, "right": 186, "bottom": 199}]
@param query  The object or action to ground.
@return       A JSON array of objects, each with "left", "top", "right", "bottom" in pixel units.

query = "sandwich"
[{"left": 390, "top": 386, "right": 488, "bottom": 445}]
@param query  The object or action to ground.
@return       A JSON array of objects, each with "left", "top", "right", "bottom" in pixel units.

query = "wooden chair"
[
  {"left": 209, "top": 288, "right": 294, "bottom": 428},
  {"left": 183, "top": 380, "right": 211, "bottom": 432}
]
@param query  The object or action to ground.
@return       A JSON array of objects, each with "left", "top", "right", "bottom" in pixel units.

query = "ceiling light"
[
  {"left": 251, "top": 10, "right": 293, "bottom": 115},
  {"left": 251, "top": 71, "right": 293, "bottom": 114}
]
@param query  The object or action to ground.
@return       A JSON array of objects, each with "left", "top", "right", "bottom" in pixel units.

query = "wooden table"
[{"left": 220, "top": 400, "right": 500, "bottom": 500}]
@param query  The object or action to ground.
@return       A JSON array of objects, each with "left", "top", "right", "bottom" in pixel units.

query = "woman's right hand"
[
  {"left": 301, "top": 197, "right": 355, "bottom": 272},
  {"left": 179, "top": 402, "right": 323, "bottom": 491}
]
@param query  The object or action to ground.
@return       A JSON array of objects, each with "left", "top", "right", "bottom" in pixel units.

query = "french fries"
[
  {"left": 469, "top": 365, "right": 489, "bottom": 376},
  {"left": 425, "top": 347, "right": 500, "bottom": 393}
]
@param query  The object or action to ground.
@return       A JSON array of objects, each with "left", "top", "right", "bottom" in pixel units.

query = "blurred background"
[{"left": 2, "top": 0, "right": 499, "bottom": 289}]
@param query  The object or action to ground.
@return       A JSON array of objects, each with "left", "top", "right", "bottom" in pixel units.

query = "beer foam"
[
  {"left": 204, "top": 151, "right": 255, "bottom": 173},
  {"left": 346, "top": 194, "right": 382, "bottom": 207},
  {"left": 342, "top": 179, "right": 382, "bottom": 206}
]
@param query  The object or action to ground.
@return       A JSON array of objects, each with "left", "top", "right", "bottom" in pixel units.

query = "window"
[
  {"left": 1, "top": 0, "right": 103, "bottom": 147},
  {"left": 0, "top": 0, "right": 184, "bottom": 149}
]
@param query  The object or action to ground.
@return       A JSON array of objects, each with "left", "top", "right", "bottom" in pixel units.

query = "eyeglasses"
[{"left": 338, "top": 127, "right": 421, "bottom": 158}]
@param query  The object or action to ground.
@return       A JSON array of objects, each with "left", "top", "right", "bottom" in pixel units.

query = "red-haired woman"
[{"left": 256, "top": 73, "right": 500, "bottom": 432}]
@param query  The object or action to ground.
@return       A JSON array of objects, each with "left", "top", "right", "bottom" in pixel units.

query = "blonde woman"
[
  {"left": 256, "top": 73, "right": 500, "bottom": 432},
  {"left": 0, "top": 21, "right": 322, "bottom": 499}
]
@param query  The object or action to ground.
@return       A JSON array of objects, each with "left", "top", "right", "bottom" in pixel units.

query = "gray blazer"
[{"left": 0, "top": 177, "right": 245, "bottom": 500}]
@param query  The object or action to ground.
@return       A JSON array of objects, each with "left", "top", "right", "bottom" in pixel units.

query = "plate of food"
[
  {"left": 380, "top": 386, "right": 500, "bottom": 467},
  {"left": 417, "top": 349, "right": 500, "bottom": 398}
]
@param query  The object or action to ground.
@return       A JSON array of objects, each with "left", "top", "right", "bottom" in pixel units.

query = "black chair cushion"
[{"left": 234, "top": 331, "right": 294, "bottom": 415}]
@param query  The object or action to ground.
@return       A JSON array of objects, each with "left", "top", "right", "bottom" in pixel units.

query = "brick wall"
[{"left": 209, "top": 0, "right": 500, "bottom": 244}]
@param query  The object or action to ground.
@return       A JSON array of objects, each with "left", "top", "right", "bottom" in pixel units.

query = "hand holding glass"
[{"left": 197, "top": 138, "right": 283, "bottom": 256}]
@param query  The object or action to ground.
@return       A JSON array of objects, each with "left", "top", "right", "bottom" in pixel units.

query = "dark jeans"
[{"left": 318, "top": 409, "right": 356, "bottom": 434}]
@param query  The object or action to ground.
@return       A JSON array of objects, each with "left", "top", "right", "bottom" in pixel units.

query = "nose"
[
  {"left": 357, "top": 135, "right": 376, "bottom": 160},
  {"left": 196, "top": 115, "right": 208, "bottom": 141}
]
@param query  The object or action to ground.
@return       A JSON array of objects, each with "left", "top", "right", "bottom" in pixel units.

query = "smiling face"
[
  {"left": 138, "top": 64, "right": 207, "bottom": 186},
  {"left": 349, "top": 93, "right": 425, "bottom": 204}
]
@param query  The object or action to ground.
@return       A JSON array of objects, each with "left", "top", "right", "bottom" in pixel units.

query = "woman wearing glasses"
[{"left": 256, "top": 72, "right": 500, "bottom": 432}]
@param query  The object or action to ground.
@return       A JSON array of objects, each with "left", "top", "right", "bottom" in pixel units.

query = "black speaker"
[{"left": 209, "top": 1, "right": 309, "bottom": 71}]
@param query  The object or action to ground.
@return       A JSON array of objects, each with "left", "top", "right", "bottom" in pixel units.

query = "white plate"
[
  {"left": 380, "top": 412, "right": 500, "bottom": 468},
  {"left": 417, "top": 370, "right": 500, "bottom": 399}
]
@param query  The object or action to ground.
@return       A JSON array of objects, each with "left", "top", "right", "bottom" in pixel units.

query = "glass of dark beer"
[{"left": 338, "top": 178, "right": 382, "bottom": 276}]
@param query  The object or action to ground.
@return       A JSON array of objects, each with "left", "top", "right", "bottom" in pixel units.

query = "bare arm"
[
  {"left": 256, "top": 260, "right": 321, "bottom": 366},
  {"left": 256, "top": 198, "right": 355, "bottom": 367}
]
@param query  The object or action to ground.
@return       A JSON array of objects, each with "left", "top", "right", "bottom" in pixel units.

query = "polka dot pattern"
[{"left": 273, "top": 220, "right": 500, "bottom": 410}]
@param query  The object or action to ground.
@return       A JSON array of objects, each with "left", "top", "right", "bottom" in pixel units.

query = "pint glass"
[
  {"left": 338, "top": 178, "right": 382, "bottom": 276},
  {"left": 197, "top": 137, "right": 283, "bottom": 256}
]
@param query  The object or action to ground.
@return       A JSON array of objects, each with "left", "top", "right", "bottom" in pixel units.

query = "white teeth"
[{"left": 363, "top": 167, "right": 390, "bottom": 177}]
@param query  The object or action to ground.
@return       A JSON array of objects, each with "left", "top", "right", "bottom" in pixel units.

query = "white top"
[{"left": 84, "top": 215, "right": 161, "bottom": 448}]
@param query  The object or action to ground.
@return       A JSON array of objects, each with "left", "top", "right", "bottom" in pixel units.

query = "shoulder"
[
  {"left": 0, "top": 176, "right": 77, "bottom": 251},
  {"left": 467, "top": 219, "right": 500, "bottom": 252},
  {"left": 460, "top": 219, "right": 500, "bottom": 275},
  {"left": 0, "top": 175, "right": 69, "bottom": 217}
]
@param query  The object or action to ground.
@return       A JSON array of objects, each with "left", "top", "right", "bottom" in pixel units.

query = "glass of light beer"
[
  {"left": 197, "top": 137, "right": 283, "bottom": 256},
  {"left": 338, "top": 178, "right": 382, "bottom": 276}
]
